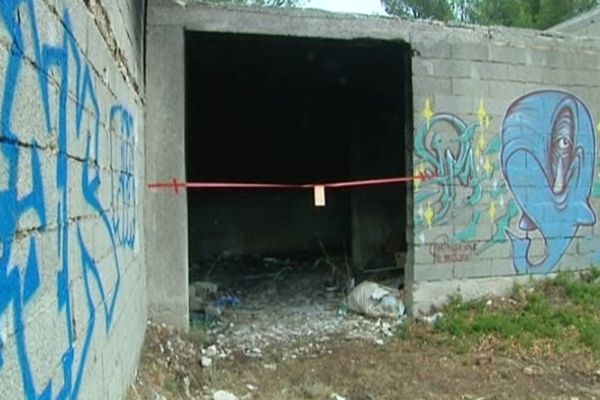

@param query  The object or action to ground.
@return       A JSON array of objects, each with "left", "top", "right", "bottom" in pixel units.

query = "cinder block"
[
  {"left": 489, "top": 45, "right": 527, "bottom": 65},
  {"left": 412, "top": 76, "right": 452, "bottom": 95},
  {"left": 414, "top": 262, "right": 455, "bottom": 282},
  {"left": 475, "top": 61, "right": 509, "bottom": 81},
  {"left": 489, "top": 80, "right": 526, "bottom": 100},
  {"left": 452, "top": 78, "right": 490, "bottom": 96},
  {"left": 506, "top": 65, "right": 545, "bottom": 83},
  {"left": 430, "top": 59, "right": 474, "bottom": 79},
  {"left": 6, "top": 62, "right": 52, "bottom": 147},
  {"left": 563, "top": 50, "right": 600, "bottom": 71},
  {"left": 412, "top": 58, "right": 435, "bottom": 76},
  {"left": 0, "top": 344, "right": 25, "bottom": 399},
  {"left": 525, "top": 48, "right": 565, "bottom": 69},
  {"left": 433, "top": 94, "right": 475, "bottom": 114},
  {"left": 491, "top": 258, "right": 518, "bottom": 276},
  {"left": 452, "top": 42, "right": 489, "bottom": 61},
  {"left": 453, "top": 258, "right": 492, "bottom": 279},
  {"left": 558, "top": 252, "right": 594, "bottom": 271},
  {"left": 411, "top": 31, "right": 452, "bottom": 59}
]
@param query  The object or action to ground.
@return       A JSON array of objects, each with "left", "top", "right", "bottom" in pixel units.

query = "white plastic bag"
[{"left": 347, "top": 281, "right": 405, "bottom": 319}]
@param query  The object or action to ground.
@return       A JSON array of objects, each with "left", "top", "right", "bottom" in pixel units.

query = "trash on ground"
[
  {"left": 216, "top": 295, "right": 241, "bottom": 308},
  {"left": 420, "top": 312, "right": 443, "bottom": 325},
  {"left": 189, "top": 281, "right": 218, "bottom": 311},
  {"left": 347, "top": 281, "right": 405, "bottom": 319},
  {"left": 213, "top": 390, "right": 239, "bottom": 400},
  {"left": 201, "top": 356, "right": 213, "bottom": 368}
]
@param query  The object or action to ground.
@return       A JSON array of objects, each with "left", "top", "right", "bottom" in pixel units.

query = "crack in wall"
[{"left": 82, "top": 0, "right": 141, "bottom": 96}]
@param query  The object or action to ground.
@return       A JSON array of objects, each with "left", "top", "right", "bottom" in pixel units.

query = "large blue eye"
[
  {"left": 551, "top": 106, "right": 574, "bottom": 161},
  {"left": 557, "top": 137, "right": 570, "bottom": 150}
]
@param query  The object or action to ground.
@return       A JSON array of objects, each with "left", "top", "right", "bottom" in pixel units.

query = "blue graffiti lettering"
[
  {"left": 110, "top": 105, "right": 136, "bottom": 248},
  {"left": 0, "top": 1, "right": 136, "bottom": 399}
]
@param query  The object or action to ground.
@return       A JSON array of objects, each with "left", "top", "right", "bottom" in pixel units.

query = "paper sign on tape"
[{"left": 314, "top": 185, "right": 326, "bottom": 207}]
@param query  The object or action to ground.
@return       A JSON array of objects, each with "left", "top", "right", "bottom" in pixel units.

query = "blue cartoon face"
[{"left": 501, "top": 90, "right": 596, "bottom": 274}]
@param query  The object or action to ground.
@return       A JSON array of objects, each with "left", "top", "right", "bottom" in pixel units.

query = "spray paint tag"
[{"left": 314, "top": 185, "right": 326, "bottom": 207}]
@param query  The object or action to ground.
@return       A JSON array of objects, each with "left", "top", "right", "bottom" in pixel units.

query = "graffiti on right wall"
[
  {"left": 415, "top": 90, "right": 600, "bottom": 274},
  {"left": 501, "top": 91, "right": 596, "bottom": 274}
]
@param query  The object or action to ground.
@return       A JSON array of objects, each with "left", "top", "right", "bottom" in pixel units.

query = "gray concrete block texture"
[
  {"left": 0, "top": 0, "right": 145, "bottom": 399},
  {"left": 409, "top": 18, "right": 600, "bottom": 314},
  {"left": 144, "top": 2, "right": 600, "bottom": 320},
  {"left": 144, "top": 24, "right": 189, "bottom": 330}
]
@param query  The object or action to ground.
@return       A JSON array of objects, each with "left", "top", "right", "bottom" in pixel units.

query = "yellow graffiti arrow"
[
  {"left": 415, "top": 161, "right": 426, "bottom": 190},
  {"left": 488, "top": 201, "right": 497, "bottom": 221},
  {"left": 477, "top": 99, "right": 488, "bottom": 128},
  {"left": 478, "top": 133, "right": 486, "bottom": 150},
  {"left": 424, "top": 201, "right": 435, "bottom": 229},
  {"left": 476, "top": 133, "right": 486, "bottom": 157},
  {"left": 483, "top": 157, "right": 493, "bottom": 176},
  {"left": 422, "top": 98, "right": 434, "bottom": 128}
]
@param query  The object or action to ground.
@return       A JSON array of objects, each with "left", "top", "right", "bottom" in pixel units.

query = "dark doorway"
[{"left": 185, "top": 32, "right": 412, "bottom": 293}]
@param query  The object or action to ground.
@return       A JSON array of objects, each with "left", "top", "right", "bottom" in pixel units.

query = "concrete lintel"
[{"left": 147, "top": 0, "right": 600, "bottom": 52}]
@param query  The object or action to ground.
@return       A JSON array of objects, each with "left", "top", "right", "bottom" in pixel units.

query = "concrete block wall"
[
  {"left": 145, "top": 2, "right": 600, "bottom": 321},
  {"left": 408, "top": 23, "right": 600, "bottom": 313},
  {"left": 0, "top": 0, "right": 145, "bottom": 399},
  {"left": 549, "top": 7, "right": 600, "bottom": 38}
]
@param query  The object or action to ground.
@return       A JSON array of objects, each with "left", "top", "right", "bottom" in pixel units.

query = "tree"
[
  {"left": 381, "top": 0, "right": 455, "bottom": 21},
  {"left": 381, "top": 0, "right": 599, "bottom": 29},
  {"left": 200, "top": 0, "right": 305, "bottom": 7}
]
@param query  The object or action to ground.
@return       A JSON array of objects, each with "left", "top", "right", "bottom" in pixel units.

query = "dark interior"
[{"left": 185, "top": 32, "right": 412, "bottom": 282}]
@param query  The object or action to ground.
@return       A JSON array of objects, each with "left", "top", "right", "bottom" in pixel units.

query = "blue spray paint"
[
  {"left": 0, "top": 1, "right": 136, "bottom": 398},
  {"left": 110, "top": 105, "right": 136, "bottom": 248},
  {"left": 414, "top": 113, "right": 483, "bottom": 224},
  {"left": 501, "top": 90, "right": 596, "bottom": 274}
]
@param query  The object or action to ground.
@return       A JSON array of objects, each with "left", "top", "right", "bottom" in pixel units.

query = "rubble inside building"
[{"left": 187, "top": 253, "right": 406, "bottom": 359}]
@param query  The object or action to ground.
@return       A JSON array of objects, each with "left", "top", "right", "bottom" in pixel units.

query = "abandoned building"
[{"left": 1, "top": 0, "right": 600, "bottom": 398}]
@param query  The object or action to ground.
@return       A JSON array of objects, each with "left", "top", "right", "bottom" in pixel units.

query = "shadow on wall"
[
  {"left": 0, "top": 1, "right": 136, "bottom": 399},
  {"left": 415, "top": 89, "right": 599, "bottom": 275}
]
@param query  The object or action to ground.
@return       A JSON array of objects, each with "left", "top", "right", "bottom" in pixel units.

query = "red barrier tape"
[{"left": 147, "top": 174, "right": 433, "bottom": 194}]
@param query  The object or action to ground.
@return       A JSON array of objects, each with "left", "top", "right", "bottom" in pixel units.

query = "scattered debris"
[
  {"left": 131, "top": 270, "right": 600, "bottom": 400},
  {"left": 183, "top": 376, "right": 191, "bottom": 398},
  {"left": 263, "top": 363, "right": 277, "bottom": 371},
  {"left": 134, "top": 321, "right": 205, "bottom": 399},
  {"left": 523, "top": 365, "right": 543, "bottom": 376},
  {"left": 213, "top": 390, "right": 239, "bottom": 400},
  {"left": 347, "top": 281, "right": 405, "bottom": 319},
  {"left": 204, "top": 344, "right": 219, "bottom": 357},
  {"left": 216, "top": 295, "right": 241, "bottom": 308},
  {"left": 189, "top": 281, "right": 219, "bottom": 312},
  {"left": 201, "top": 356, "right": 213, "bottom": 368},
  {"left": 420, "top": 312, "right": 444, "bottom": 325}
]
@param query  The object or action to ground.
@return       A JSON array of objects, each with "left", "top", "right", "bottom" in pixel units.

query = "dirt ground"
[
  {"left": 127, "top": 265, "right": 600, "bottom": 400},
  {"left": 129, "top": 320, "right": 600, "bottom": 400}
]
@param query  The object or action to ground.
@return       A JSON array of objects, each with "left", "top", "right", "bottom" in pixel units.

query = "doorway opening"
[{"left": 185, "top": 31, "right": 412, "bottom": 324}]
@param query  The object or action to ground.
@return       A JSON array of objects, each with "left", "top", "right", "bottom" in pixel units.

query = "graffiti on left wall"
[{"left": 0, "top": 1, "right": 136, "bottom": 399}]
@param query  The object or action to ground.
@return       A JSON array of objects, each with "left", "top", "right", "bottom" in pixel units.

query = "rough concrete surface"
[
  {"left": 3, "top": 0, "right": 600, "bottom": 398},
  {"left": 0, "top": 0, "right": 145, "bottom": 399},
  {"left": 146, "top": 0, "right": 600, "bottom": 322}
]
